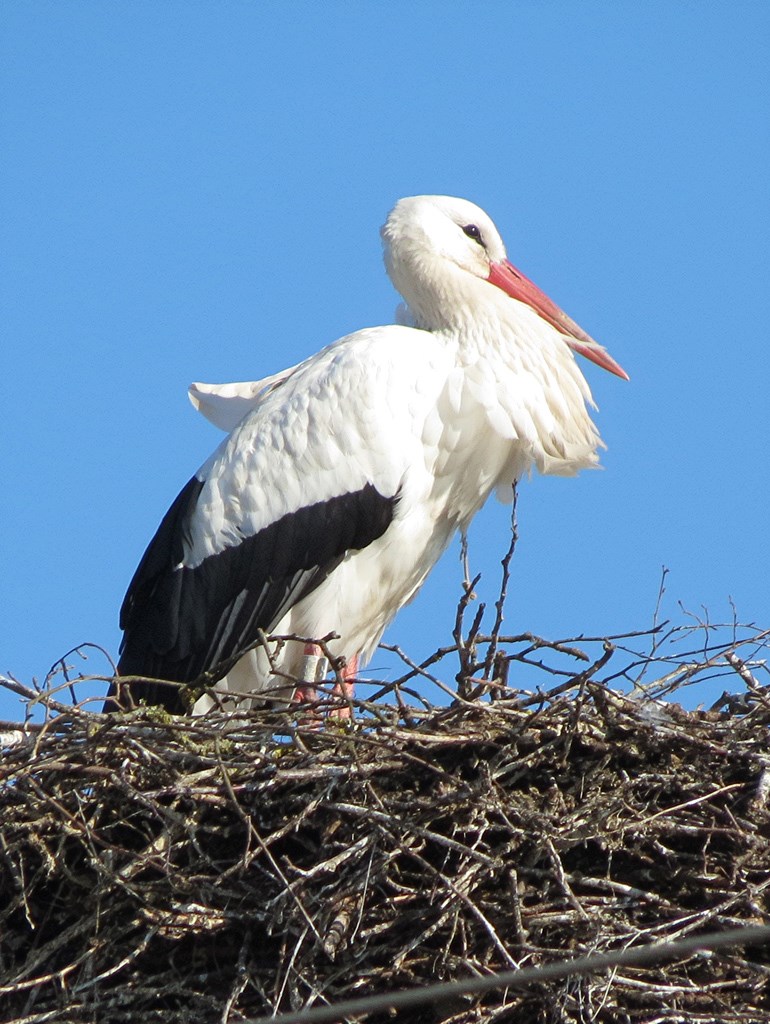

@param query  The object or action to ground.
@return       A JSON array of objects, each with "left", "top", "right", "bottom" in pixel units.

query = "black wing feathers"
[
  {"left": 118, "top": 475, "right": 204, "bottom": 648},
  {"left": 109, "top": 478, "right": 397, "bottom": 711}
]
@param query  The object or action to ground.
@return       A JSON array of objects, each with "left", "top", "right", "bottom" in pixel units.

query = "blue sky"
[{"left": 2, "top": 2, "right": 768, "bottom": 721}]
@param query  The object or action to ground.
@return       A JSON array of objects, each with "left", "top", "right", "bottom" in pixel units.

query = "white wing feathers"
[
  {"left": 188, "top": 364, "right": 302, "bottom": 432},
  {"left": 189, "top": 304, "right": 418, "bottom": 433},
  {"left": 185, "top": 327, "right": 452, "bottom": 567}
]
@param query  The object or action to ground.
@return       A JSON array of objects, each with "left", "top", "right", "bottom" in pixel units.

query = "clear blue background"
[{"left": 2, "top": 2, "right": 768, "bottom": 720}]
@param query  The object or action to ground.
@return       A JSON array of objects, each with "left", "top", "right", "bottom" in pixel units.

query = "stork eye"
[{"left": 462, "top": 223, "right": 485, "bottom": 247}]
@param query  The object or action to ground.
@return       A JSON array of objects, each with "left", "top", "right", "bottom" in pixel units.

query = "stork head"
[{"left": 381, "top": 195, "right": 628, "bottom": 380}]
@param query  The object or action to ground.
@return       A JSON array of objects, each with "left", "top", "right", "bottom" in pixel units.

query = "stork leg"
[
  {"left": 294, "top": 643, "right": 328, "bottom": 709},
  {"left": 293, "top": 644, "right": 357, "bottom": 720},
  {"left": 329, "top": 654, "right": 358, "bottom": 720}
]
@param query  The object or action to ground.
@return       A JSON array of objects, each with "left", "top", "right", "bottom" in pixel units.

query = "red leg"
[
  {"left": 330, "top": 654, "right": 358, "bottom": 719},
  {"left": 293, "top": 643, "right": 327, "bottom": 708}
]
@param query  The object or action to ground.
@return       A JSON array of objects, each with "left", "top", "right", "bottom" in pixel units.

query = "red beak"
[{"left": 487, "top": 259, "right": 629, "bottom": 381}]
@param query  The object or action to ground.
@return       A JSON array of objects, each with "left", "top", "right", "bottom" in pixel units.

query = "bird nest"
[{"left": 2, "top": 614, "right": 770, "bottom": 1024}]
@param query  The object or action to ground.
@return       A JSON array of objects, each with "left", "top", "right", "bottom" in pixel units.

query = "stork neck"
[{"left": 406, "top": 265, "right": 511, "bottom": 345}]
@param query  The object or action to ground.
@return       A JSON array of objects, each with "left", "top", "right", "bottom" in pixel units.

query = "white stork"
[{"left": 106, "top": 195, "right": 627, "bottom": 715}]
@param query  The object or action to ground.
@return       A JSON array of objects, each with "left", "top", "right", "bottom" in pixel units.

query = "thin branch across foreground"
[{"left": 2, "top": 616, "right": 770, "bottom": 1024}]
